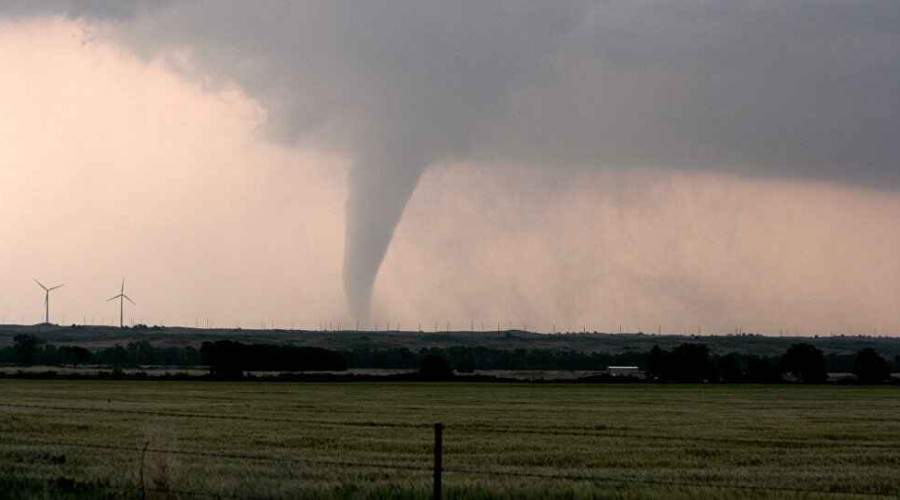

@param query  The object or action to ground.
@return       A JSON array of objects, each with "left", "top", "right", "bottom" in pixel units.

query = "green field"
[{"left": 1, "top": 381, "right": 899, "bottom": 499}]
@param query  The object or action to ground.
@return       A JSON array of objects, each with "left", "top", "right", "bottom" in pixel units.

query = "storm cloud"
[{"left": 3, "top": 1, "right": 899, "bottom": 319}]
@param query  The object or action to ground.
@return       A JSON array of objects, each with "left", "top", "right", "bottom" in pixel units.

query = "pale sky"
[{"left": 1, "top": 7, "right": 899, "bottom": 334}]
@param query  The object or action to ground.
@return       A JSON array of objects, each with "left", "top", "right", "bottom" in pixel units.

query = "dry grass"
[{"left": 1, "top": 381, "right": 899, "bottom": 498}]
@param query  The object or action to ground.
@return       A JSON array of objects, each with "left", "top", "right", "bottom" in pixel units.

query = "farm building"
[{"left": 605, "top": 366, "right": 642, "bottom": 377}]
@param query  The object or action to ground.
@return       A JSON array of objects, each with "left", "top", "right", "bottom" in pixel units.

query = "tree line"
[
  {"left": 646, "top": 342, "right": 892, "bottom": 384},
  {"left": 1, "top": 334, "right": 896, "bottom": 383},
  {"left": 1, "top": 335, "right": 201, "bottom": 367}
]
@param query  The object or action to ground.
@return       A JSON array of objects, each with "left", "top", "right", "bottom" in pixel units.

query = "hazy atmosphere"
[{"left": 2, "top": 1, "right": 899, "bottom": 333}]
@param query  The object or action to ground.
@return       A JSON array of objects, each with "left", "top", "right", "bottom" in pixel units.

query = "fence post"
[{"left": 433, "top": 423, "right": 444, "bottom": 500}]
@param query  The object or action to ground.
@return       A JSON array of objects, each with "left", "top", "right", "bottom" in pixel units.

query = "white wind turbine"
[
  {"left": 34, "top": 279, "right": 64, "bottom": 324},
  {"left": 107, "top": 279, "right": 135, "bottom": 328}
]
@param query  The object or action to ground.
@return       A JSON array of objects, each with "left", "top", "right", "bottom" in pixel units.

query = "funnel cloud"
[{"left": 2, "top": 1, "right": 899, "bottom": 319}]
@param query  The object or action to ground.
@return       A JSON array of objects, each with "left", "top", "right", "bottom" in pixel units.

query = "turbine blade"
[
  {"left": 49, "top": 284, "right": 64, "bottom": 292},
  {"left": 107, "top": 294, "right": 122, "bottom": 302},
  {"left": 34, "top": 279, "right": 48, "bottom": 291},
  {"left": 121, "top": 279, "right": 125, "bottom": 294},
  {"left": 123, "top": 294, "right": 136, "bottom": 305}
]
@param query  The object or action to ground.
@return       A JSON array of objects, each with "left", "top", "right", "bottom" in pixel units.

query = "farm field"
[{"left": 1, "top": 381, "right": 899, "bottom": 499}]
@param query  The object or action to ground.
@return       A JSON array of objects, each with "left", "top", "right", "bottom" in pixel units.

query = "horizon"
[{"left": 0, "top": 321, "right": 894, "bottom": 339}]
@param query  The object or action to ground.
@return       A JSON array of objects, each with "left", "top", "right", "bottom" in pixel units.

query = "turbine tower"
[
  {"left": 34, "top": 279, "right": 63, "bottom": 324},
  {"left": 107, "top": 279, "right": 135, "bottom": 328}
]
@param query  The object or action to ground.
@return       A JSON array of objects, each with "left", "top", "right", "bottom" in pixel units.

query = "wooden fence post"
[{"left": 433, "top": 423, "right": 444, "bottom": 500}]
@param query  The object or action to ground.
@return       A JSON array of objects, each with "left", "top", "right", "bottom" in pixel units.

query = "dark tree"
[
  {"left": 647, "top": 345, "right": 668, "bottom": 380},
  {"left": 105, "top": 345, "right": 131, "bottom": 367},
  {"left": 128, "top": 341, "right": 156, "bottom": 366},
  {"left": 419, "top": 354, "right": 453, "bottom": 380},
  {"left": 60, "top": 346, "right": 92, "bottom": 367},
  {"left": 201, "top": 340, "right": 246, "bottom": 379},
  {"left": 647, "top": 343, "right": 716, "bottom": 382},
  {"left": 718, "top": 353, "right": 743, "bottom": 383},
  {"left": 780, "top": 343, "right": 827, "bottom": 383},
  {"left": 199, "top": 340, "right": 347, "bottom": 379},
  {"left": 13, "top": 334, "right": 43, "bottom": 365},
  {"left": 744, "top": 356, "right": 781, "bottom": 383},
  {"left": 670, "top": 343, "right": 716, "bottom": 382},
  {"left": 853, "top": 348, "right": 890, "bottom": 384}
]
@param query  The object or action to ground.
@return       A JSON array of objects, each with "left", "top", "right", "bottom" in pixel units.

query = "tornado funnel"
[{"left": 343, "top": 148, "right": 427, "bottom": 321}]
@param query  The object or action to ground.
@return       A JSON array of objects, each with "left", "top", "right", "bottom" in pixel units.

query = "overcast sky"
[{"left": 1, "top": 2, "right": 899, "bottom": 333}]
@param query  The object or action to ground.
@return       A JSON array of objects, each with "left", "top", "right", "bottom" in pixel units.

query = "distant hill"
[{"left": 1, "top": 324, "right": 899, "bottom": 357}]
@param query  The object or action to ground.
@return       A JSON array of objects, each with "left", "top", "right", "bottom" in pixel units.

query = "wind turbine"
[
  {"left": 34, "top": 279, "right": 63, "bottom": 324},
  {"left": 107, "top": 279, "right": 135, "bottom": 328}
]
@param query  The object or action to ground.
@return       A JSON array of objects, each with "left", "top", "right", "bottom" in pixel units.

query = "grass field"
[{"left": 1, "top": 381, "right": 899, "bottom": 499}]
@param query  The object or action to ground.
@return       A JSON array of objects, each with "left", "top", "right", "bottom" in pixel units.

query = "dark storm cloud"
[{"left": 3, "top": 1, "right": 898, "bottom": 317}]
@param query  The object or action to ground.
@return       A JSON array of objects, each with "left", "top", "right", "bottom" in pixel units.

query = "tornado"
[{"left": 342, "top": 142, "right": 429, "bottom": 321}]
